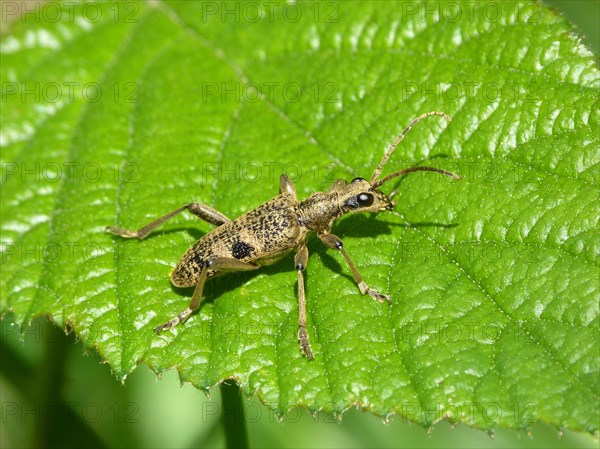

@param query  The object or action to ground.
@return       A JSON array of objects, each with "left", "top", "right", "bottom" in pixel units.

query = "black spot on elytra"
[{"left": 231, "top": 240, "right": 254, "bottom": 260}]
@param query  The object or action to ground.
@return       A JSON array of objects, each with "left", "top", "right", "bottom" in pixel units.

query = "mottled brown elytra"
[{"left": 106, "top": 112, "right": 461, "bottom": 360}]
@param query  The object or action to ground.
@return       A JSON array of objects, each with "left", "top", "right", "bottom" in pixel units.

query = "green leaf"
[{"left": 2, "top": 0, "right": 598, "bottom": 435}]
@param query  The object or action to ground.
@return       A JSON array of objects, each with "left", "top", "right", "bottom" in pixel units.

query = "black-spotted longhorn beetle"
[{"left": 106, "top": 111, "right": 461, "bottom": 359}]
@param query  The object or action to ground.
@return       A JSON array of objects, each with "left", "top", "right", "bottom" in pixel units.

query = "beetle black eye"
[
  {"left": 351, "top": 177, "right": 366, "bottom": 183},
  {"left": 357, "top": 193, "right": 374, "bottom": 207}
]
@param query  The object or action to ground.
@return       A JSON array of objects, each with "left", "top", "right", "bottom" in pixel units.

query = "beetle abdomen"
[{"left": 170, "top": 194, "right": 304, "bottom": 287}]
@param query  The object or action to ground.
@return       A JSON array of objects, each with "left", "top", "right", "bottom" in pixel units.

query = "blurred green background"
[
  {"left": 544, "top": 0, "right": 599, "bottom": 53},
  {"left": 2, "top": 317, "right": 597, "bottom": 448},
  {"left": 1, "top": 1, "right": 598, "bottom": 448}
]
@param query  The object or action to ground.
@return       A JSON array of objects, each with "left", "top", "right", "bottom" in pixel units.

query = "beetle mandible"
[{"left": 106, "top": 111, "right": 461, "bottom": 360}]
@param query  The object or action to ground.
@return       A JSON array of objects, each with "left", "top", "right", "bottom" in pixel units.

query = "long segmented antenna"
[
  {"left": 369, "top": 111, "right": 452, "bottom": 185},
  {"left": 371, "top": 166, "right": 461, "bottom": 189}
]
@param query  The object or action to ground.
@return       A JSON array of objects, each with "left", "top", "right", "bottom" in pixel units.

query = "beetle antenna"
[
  {"left": 371, "top": 166, "right": 461, "bottom": 189},
  {"left": 369, "top": 111, "right": 452, "bottom": 184}
]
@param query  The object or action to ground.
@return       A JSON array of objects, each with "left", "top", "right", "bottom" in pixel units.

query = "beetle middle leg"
[
  {"left": 106, "top": 202, "right": 231, "bottom": 240},
  {"left": 319, "top": 233, "right": 391, "bottom": 304},
  {"left": 295, "top": 244, "right": 314, "bottom": 360},
  {"left": 154, "top": 257, "right": 259, "bottom": 333}
]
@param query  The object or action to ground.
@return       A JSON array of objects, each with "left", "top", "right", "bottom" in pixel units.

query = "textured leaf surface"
[{"left": 1, "top": 0, "right": 598, "bottom": 434}]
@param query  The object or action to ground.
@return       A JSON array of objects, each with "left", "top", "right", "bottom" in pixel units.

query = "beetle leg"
[
  {"left": 318, "top": 233, "right": 391, "bottom": 304},
  {"left": 155, "top": 258, "right": 258, "bottom": 333},
  {"left": 154, "top": 263, "right": 209, "bottom": 333},
  {"left": 294, "top": 244, "right": 313, "bottom": 360},
  {"left": 106, "top": 203, "right": 231, "bottom": 240}
]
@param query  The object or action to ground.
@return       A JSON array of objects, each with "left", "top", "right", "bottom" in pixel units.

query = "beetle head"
[{"left": 328, "top": 177, "right": 394, "bottom": 214}]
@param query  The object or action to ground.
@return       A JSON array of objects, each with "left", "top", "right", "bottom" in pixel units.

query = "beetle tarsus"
[
  {"left": 105, "top": 226, "right": 140, "bottom": 239},
  {"left": 154, "top": 307, "right": 194, "bottom": 333},
  {"left": 298, "top": 326, "right": 314, "bottom": 360}
]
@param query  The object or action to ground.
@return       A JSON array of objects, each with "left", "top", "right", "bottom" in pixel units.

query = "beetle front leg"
[
  {"left": 154, "top": 257, "right": 258, "bottom": 333},
  {"left": 318, "top": 233, "right": 391, "bottom": 304},
  {"left": 295, "top": 244, "right": 313, "bottom": 360}
]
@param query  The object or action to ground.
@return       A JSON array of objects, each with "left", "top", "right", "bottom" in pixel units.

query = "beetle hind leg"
[
  {"left": 106, "top": 202, "right": 231, "bottom": 241},
  {"left": 154, "top": 258, "right": 259, "bottom": 334},
  {"left": 154, "top": 264, "right": 210, "bottom": 333}
]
